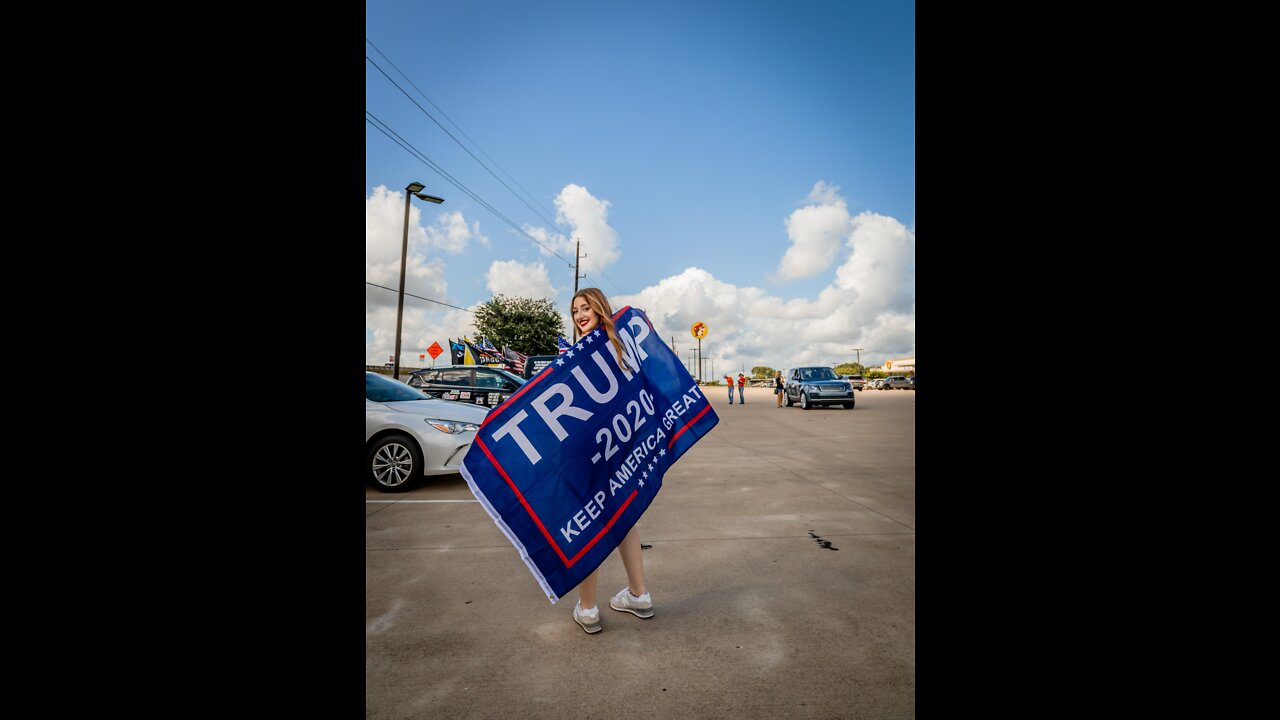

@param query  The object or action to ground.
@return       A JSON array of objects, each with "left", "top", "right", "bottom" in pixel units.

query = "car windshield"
[
  {"left": 801, "top": 367, "right": 838, "bottom": 381},
  {"left": 366, "top": 373, "right": 431, "bottom": 403}
]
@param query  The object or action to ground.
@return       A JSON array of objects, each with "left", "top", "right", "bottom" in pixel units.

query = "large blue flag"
[{"left": 460, "top": 306, "right": 719, "bottom": 603}]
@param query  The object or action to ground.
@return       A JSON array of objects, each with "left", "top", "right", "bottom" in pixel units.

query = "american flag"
[
  {"left": 478, "top": 337, "right": 499, "bottom": 354},
  {"left": 502, "top": 346, "right": 528, "bottom": 373},
  {"left": 557, "top": 335, "right": 572, "bottom": 354}
]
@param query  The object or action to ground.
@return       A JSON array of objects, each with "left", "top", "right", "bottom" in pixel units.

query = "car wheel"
[
  {"left": 800, "top": 391, "right": 811, "bottom": 410},
  {"left": 843, "top": 401, "right": 854, "bottom": 409},
  {"left": 368, "top": 433, "right": 421, "bottom": 493},
  {"left": 783, "top": 392, "right": 792, "bottom": 407}
]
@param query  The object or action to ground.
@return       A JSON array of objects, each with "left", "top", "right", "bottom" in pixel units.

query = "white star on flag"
[
  {"left": 638, "top": 478, "right": 645, "bottom": 487},
  {"left": 556, "top": 358, "right": 565, "bottom": 366},
  {"left": 566, "top": 350, "right": 574, "bottom": 358},
  {"left": 658, "top": 449, "right": 666, "bottom": 457},
  {"left": 585, "top": 335, "right": 594, "bottom": 343},
  {"left": 593, "top": 329, "right": 601, "bottom": 337},
  {"left": 648, "top": 462, "right": 654, "bottom": 471},
  {"left": 642, "top": 471, "right": 649, "bottom": 480},
  {"left": 576, "top": 343, "right": 584, "bottom": 351}
]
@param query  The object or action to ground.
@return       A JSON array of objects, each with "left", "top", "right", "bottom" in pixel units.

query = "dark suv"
[
  {"left": 407, "top": 365, "right": 526, "bottom": 409},
  {"left": 783, "top": 367, "right": 855, "bottom": 410}
]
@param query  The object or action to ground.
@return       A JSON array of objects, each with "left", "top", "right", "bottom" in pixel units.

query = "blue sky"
[{"left": 366, "top": 0, "right": 914, "bottom": 374}]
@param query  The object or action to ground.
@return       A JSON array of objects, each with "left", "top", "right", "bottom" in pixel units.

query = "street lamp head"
[
  {"left": 406, "top": 181, "right": 426, "bottom": 194},
  {"left": 414, "top": 193, "right": 445, "bottom": 204}
]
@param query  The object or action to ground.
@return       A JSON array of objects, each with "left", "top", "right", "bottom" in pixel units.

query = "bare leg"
[
  {"left": 578, "top": 568, "right": 599, "bottom": 610},
  {"left": 617, "top": 527, "right": 647, "bottom": 596}
]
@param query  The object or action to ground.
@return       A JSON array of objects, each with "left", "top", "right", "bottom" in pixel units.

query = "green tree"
[
  {"left": 472, "top": 295, "right": 565, "bottom": 355},
  {"left": 752, "top": 366, "right": 775, "bottom": 379},
  {"left": 834, "top": 362, "right": 866, "bottom": 376}
]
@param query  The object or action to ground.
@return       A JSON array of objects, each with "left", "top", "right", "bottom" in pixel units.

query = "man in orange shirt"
[
  {"left": 737, "top": 372, "right": 746, "bottom": 404},
  {"left": 724, "top": 374, "right": 735, "bottom": 404}
]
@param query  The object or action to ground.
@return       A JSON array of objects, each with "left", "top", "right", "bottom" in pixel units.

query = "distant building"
[{"left": 881, "top": 357, "right": 915, "bottom": 374}]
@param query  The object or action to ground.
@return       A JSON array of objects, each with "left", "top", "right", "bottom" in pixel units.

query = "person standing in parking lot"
[
  {"left": 774, "top": 370, "right": 784, "bottom": 408},
  {"left": 724, "top": 374, "right": 735, "bottom": 404},
  {"left": 568, "top": 288, "right": 655, "bottom": 635},
  {"left": 737, "top": 372, "right": 746, "bottom": 404}
]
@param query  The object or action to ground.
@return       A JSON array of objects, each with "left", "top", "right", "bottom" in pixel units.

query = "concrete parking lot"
[{"left": 366, "top": 385, "right": 915, "bottom": 719}]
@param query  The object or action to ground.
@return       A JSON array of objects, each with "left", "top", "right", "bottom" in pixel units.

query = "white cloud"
[
  {"left": 367, "top": 181, "right": 914, "bottom": 373},
  {"left": 554, "top": 184, "right": 621, "bottom": 268},
  {"left": 806, "top": 179, "right": 844, "bottom": 206},
  {"left": 611, "top": 200, "right": 915, "bottom": 373},
  {"left": 517, "top": 184, "right": 621, "bottom": 275},
  {"left": 365, "top": 185, "right": 490, "bottom": 366},
  {"left": 425, "top": 210, "right": 490, "bottom": 254},
  {"left": 366, "top": 185, "right": 450, "bottom": 309},
  {"left": 833, "top": 211, "right": 915, "bottom": 311},
  {"left": 520, "top": 223, "right": 572, "bottom": 258},
  {"left": 614, "top": 268, "right": 769, "bottom": 345},
  {"left": 365, "top": 305, "right": 482, "bottom": 370},
  {"left": 774, "top": 181, "right": 853, "bottom": 281},
  {"left": 486, "top": 260, "right": 558, "bottom": 301}
]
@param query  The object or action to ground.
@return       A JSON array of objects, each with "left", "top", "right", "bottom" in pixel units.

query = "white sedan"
[{"left": 365, "top": 372, "right": 491, "bottom": 492}]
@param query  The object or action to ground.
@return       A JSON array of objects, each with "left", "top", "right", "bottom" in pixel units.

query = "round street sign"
[{"left": 691, "top": 321, "right": 708, "bottom": 339}]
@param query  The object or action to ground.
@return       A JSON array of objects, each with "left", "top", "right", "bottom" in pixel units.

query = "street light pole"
[
  {"left": 852, "top": 347, "right": 863, "bottom": 369},
  {"left": 394, "top": 181, "right": 445, "bottom": 381}
]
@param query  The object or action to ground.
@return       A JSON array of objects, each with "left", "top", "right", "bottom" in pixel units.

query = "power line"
[
  {"left": 366, "top": 53, "right": 566, "bottom": 237},
  {"left": 365, "top": 114, "right": 511, "bottom": 228},
  {"left": 366, "top": 39, "right": 563, "bottom": 231},
  {"left": 365, "top": 113, "right": 574, "bottom": 266},
  {"left": 580, "top": 253, "right": 624, "bottom": 296},
  {"left": 366, "top": 46, "right": 625, "bottom": 297},
  {"left": 365, "top": 281, "right": 477, "bottom": 313}
]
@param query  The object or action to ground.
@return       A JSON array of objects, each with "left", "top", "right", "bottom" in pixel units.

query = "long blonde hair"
[{"left": 572, "top": 287, "right": 629, "bottom": 371}]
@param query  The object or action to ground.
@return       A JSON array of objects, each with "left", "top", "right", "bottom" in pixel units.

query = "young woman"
[
  {"left": 568, "top": 288, "right": 654, "bottom": 634},
  {"left": 774, "top": 369, "right": 784, "bottom": 408}
]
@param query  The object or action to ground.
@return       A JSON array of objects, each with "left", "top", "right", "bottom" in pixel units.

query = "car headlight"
[{"left": 423, "top": 418, "right": 480, "bottom": 434}]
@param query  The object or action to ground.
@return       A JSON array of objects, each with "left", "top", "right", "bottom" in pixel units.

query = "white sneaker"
[
  {"left": 573, "top": 601, "right": 601, "bottom": 634},
  {"left": 609, "top": 587, "right": 654, "bottom": 619}
]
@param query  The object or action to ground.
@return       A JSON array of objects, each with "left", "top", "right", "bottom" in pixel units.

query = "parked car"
[
  {"left": 881, "top": 375, "right": 913, "bottom": 390},
  {"left": 365, "top": 372, "right": 490, "bottom": 493},
  {"left": 867, "top": 378, "right": 885, "bottom": 390},
  {"left": 783, "top": 366, "right": 855, "bottom": 410},
  {"left": 841, "top": 374, "right": 866, "bottom": 391},
  {"left": 407, "top": 365, "right": 527, "bottom": 409}
]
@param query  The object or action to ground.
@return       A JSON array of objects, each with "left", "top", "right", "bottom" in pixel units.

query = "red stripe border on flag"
[
  {"left": 475, "top": 434, "right": 641, "bottom": 569},
  {"left": 472, "top": 306, "right": 670, "bottom": 568},
  {"left": 668, "top": 403, "right": 711, "bottom": 448}
]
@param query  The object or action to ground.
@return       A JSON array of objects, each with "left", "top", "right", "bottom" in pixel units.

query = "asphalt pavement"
[{"left": 366, "top": 385, "right": 915, "bottom": 719}]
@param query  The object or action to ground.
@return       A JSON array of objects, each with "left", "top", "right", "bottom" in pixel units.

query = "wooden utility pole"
[{"left": 574, "top": 239, "right": 587, "bottom": 295}]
